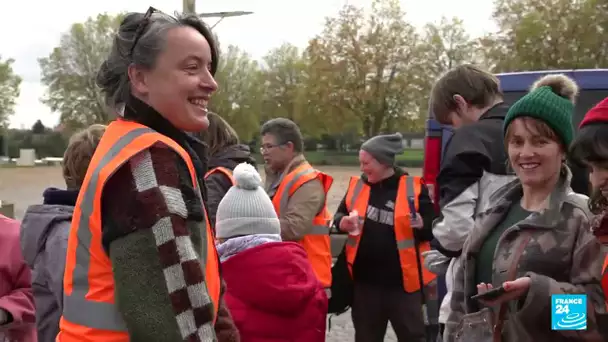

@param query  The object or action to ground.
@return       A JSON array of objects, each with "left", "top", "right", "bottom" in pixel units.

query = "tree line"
[
  {"left": 1, "top": 0, "right": 607, "bottom": 153},
  {"left": 0, "top": 120, "right": 67, "bottom": 159}
]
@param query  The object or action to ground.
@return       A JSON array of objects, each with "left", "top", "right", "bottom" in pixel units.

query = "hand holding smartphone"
[{"left": 470, "top": 286, "right": 507, "bottom": 301}]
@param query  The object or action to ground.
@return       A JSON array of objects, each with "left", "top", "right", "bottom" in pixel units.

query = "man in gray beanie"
[
  {"left": 360, "top": 132, "right": 406, "bottom": 167},
  {"left": 332, "top": 133, "right": 438, "bottom": 342}
]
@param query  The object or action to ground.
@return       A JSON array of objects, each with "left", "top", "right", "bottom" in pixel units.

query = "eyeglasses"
[
  {"left": 260, "top": 143, "right": 284, "bottom": 153},
  {"left": 129, "top": 6, "right": 163, "bottom": 57}
]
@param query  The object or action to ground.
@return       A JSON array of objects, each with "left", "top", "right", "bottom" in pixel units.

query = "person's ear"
[
  {"left": 452, "top": 94, "right": 468, "bottom": 115},
  {"left": 127, "top": 64, "right": 150, "bottom": 96},
  {"left": 284, "top": 141, "right": 295, "bottom": 152}
]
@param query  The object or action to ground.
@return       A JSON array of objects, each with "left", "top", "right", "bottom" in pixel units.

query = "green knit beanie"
[{"left": 504, "top": 74, "right": 578, "bottom": 146}]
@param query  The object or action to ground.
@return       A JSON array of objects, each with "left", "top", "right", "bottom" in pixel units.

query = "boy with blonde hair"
[
  {"left": 62, "top": 124, "right": 107, "bottom": 190},
  {"left": 20, "top": 124, "right": 106, "bottom": 342}
]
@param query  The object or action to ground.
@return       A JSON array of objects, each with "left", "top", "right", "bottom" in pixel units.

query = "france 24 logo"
[{"left": 551, "top": 294, "right": 587, "bottom": 330}]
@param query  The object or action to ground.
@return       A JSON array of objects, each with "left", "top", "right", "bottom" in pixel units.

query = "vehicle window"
[
  {"left": 502, "top": 91, "right": 527, "bottom": 107},
  {"left": 503, "top": 90, "right": 608, "bottom": 130}
]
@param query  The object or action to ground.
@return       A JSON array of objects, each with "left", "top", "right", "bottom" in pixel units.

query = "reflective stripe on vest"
[
  {"left": 344, "top": 175, "right": 437, "bottom": 292},
  {"left": 271, "top": 162, "right": 334, "bottom": 287},
  {"left": 59, "top": 121, "right": 220, "bottom": 340},
  {"left": 64, "top": 127, "right": 150, "bottom": 332},
  {"left": 204, "top": 166, "right": 235, "bottom": 185}
]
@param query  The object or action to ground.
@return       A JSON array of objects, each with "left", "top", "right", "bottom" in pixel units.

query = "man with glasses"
[{"left": 261, "top": 118, "right": 334, "bottom": 294}]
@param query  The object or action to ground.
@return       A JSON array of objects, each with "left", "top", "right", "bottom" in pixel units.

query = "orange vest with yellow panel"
[
  {"left": 271, "top": 162, "right": 333, "bottom": 287},
  {"left": 205, "top": 166, "right": 235, "bottom": 185},
  {"left": 344, "top": 175, "right": 436, "bottom": 292},
  {"left": 57, "top": 120, "right": 220, "bottom": 341}
]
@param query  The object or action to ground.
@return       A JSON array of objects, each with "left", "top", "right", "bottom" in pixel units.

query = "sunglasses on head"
[{"left": 130, "top": 6, "right": 178, "bottom": 57}]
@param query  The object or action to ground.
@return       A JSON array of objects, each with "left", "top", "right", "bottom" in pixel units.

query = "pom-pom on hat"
[{"left": 215, "top": 163, "right": 280, "bottom": 239}]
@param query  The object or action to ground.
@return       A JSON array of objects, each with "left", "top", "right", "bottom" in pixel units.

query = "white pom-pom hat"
[{"left": 215, "top": 163, "right": 280, "bottom": 239}]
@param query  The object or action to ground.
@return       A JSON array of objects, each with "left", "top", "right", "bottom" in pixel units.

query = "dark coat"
[{"left": 206, "top": 145, "right": 257, "bottom": 227}]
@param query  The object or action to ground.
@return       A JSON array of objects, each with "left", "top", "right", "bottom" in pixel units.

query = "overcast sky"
[{"left": 0, "top": 0, "right": 495, "bottom": 129}]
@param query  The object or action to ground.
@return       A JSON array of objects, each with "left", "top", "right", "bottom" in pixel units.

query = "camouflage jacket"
[{"left": 445, "top": 167, "right": 607, "bottom": 342}]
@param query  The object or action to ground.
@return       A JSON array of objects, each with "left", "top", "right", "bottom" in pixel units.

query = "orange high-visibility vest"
[
  {"left": 271, "top": 162, "right": 333, "bottom": 287},
  {"left": 57, "top": 120, "right": 220, "bottom": 342},
  {"left": 205, "top": 166, "right": 235, "bottom": 185},
  {"left": 344, "top": 175, "right": 436, "bottom": 292}
]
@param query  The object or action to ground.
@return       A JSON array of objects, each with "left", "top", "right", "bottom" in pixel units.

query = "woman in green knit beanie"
[
  {"left": 504, "top": 74, "right": 578, "bottom": 147},
  {"left": 502, "top": 74, "right": 578, "bottom": 186},
  {"left": 445, "top": 74, "right": 607, "bottom": 341}
]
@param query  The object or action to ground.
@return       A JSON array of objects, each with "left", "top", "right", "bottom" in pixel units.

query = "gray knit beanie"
[
  {"left": 360, "top": 133, "right": 405, "bottom": 166},
  {"left": 215, "top": 163, "right": 281, "bottom": 239}
]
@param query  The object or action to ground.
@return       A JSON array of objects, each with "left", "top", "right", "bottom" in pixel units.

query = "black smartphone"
[
  {"left": 470, "top": 286, "right": 507, "bottom": 301},
  {"left": 408, "top": 196, "right": 417, "bottom": 223}
]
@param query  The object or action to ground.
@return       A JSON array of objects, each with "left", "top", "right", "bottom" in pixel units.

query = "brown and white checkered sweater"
[{"left": 100, "top": 141, "right": 239, "bottom": 342}]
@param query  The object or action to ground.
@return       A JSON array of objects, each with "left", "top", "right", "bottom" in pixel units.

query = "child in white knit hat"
[
  {"left": 215, "top": 163, "right": 283, "bottom": 260},
  {"left": 216, "top": 163, "right": 327, "bottom": 342}
]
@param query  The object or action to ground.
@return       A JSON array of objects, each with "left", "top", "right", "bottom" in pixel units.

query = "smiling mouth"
[
  {"left": 188, "top": 97, "right": 208, "bottom": 112},
  {"left": 519, "top": 163, "right": 540, "bottom": 170}
]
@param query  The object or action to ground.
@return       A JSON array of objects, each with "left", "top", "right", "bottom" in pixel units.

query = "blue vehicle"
[{"left": 423, "top": 69, "right": 608, "bottom": 204}]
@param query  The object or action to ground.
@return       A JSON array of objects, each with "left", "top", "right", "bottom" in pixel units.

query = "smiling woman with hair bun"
[
  {"left": 56, "top": 7, "right": 240, "bottom": 342},
  {"left": 444, "top": 73, "right": 607, "bottom": 341}
]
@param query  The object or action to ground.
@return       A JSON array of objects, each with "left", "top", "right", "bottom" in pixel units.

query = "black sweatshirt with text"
[{"left": 333, "top": 168, "right": 436, "bottom": 290}]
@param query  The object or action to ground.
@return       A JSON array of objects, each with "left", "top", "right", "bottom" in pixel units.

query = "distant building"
[{"left": 401, "top": 132, "right": 424, "bottom": 149}]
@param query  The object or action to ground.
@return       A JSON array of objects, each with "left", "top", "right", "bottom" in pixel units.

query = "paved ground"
[
  {"left": 326, "top": 312, "right": 399, "bottom": 341},
  {"left": 0, "top": 166, "right": 66, "bottom": 219},
  {"left": 0, "top": 165, "right": 421, "bottom": 341}
]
